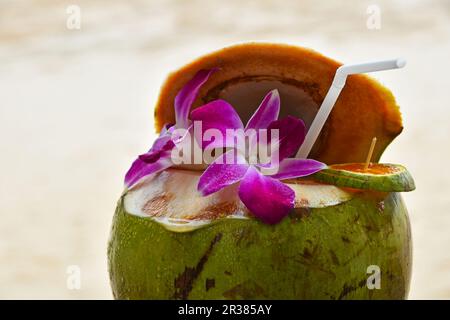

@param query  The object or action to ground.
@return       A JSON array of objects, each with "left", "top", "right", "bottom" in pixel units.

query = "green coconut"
[
  {"left": 108, "top": 170, "right": 412, "bottom": 299},
  {"left": 108, "top": 43, "right": 413, "bottom": 300}
]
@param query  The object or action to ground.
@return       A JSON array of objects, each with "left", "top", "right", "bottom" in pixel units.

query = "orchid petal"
[
  {"left": 138, "top": 141, "right": 174, "bottom": 163},
  {"left": 198, "top": 150, "right": 249, "bottom": 196},
  {"left": 136, "top": 124, "right": 177, "bottom": 163},
  {"left": 268, "top": 158, "right": 327, "bottom": 180},
  {"left": 238, "top": 166, "right": 295, "bottom": 224},
  {"left": 245, "top": 89, "right": 280, "bottom": 131},
  {"left": 124, "top": 151, "right": 173, "bottom": 188},
  {"left": 138, "top": 134, "right": 175, "bottom": 163},
  {"left": 267, "top": 116, "right": 306, "bottom": 162},
  {"left": 175, "top": 69, "right": 217, "bottom": 128},
  {"left": 190, "top": 99, "right": 244, "bottom": 149}
]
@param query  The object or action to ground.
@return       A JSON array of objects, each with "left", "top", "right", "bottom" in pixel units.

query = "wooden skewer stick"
[{"left": 364, "top": 137, "right": 377, "bottom": 170}]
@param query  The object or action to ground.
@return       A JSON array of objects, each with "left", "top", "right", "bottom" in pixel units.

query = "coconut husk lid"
[{"left": 154, "top": 43, "right": 402, "bottom": 164}]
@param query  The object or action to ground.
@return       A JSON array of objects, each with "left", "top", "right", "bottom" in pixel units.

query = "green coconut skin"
[
  {"left": 312, "top": 164, "right": 416, "bottom": 193},
  {"left": 108, "top": 191, "right": 412, "bottom": 300}
]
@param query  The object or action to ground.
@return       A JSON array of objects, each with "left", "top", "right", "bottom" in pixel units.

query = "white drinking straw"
[{"left": 296, "top": 58, "right": 406, "bottom": 159}]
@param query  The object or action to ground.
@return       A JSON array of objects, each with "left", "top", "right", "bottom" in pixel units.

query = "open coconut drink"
[{"left": 108, "top": 43, "right": 414, "bottom": 299}]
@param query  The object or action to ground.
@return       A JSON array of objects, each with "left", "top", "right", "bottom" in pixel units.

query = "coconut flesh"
[{"left": 124, "top": 169, "right": 354, "bottom": 232}]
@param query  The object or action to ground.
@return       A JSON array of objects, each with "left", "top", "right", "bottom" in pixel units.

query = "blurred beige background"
[{"left": 0, "top": 0, "right": 449, "bottom": 299}]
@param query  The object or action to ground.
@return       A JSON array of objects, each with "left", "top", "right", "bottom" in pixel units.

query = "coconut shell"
[{"left": 109, "top": 191, "right": 412, "bottom": 299}]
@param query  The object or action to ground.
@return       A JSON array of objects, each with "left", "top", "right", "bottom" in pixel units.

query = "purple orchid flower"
[
  {"left": 124, "top": 69, "right": 216, "bottom": 188},
  {"left": 191, "top": 90, "right": 326, "bottom": 224}
]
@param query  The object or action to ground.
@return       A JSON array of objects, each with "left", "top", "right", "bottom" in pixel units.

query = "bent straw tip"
[{"left": 396, "top": 58, "right": 407, "bottom": 68}]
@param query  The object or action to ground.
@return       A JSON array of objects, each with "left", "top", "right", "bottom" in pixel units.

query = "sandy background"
[{"left": 0, "top": 0, "right": 449, "bottom": 299}]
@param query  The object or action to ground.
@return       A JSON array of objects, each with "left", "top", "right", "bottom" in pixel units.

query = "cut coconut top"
[
  {"left": 123, "top": 168, "right": 353, "bottom": 231},
  {"left": 311, "top": 163, "right": 415, "bottom": 192},
  {"left": 154, "top": 43, "right": 403, "bottom": 164}
]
